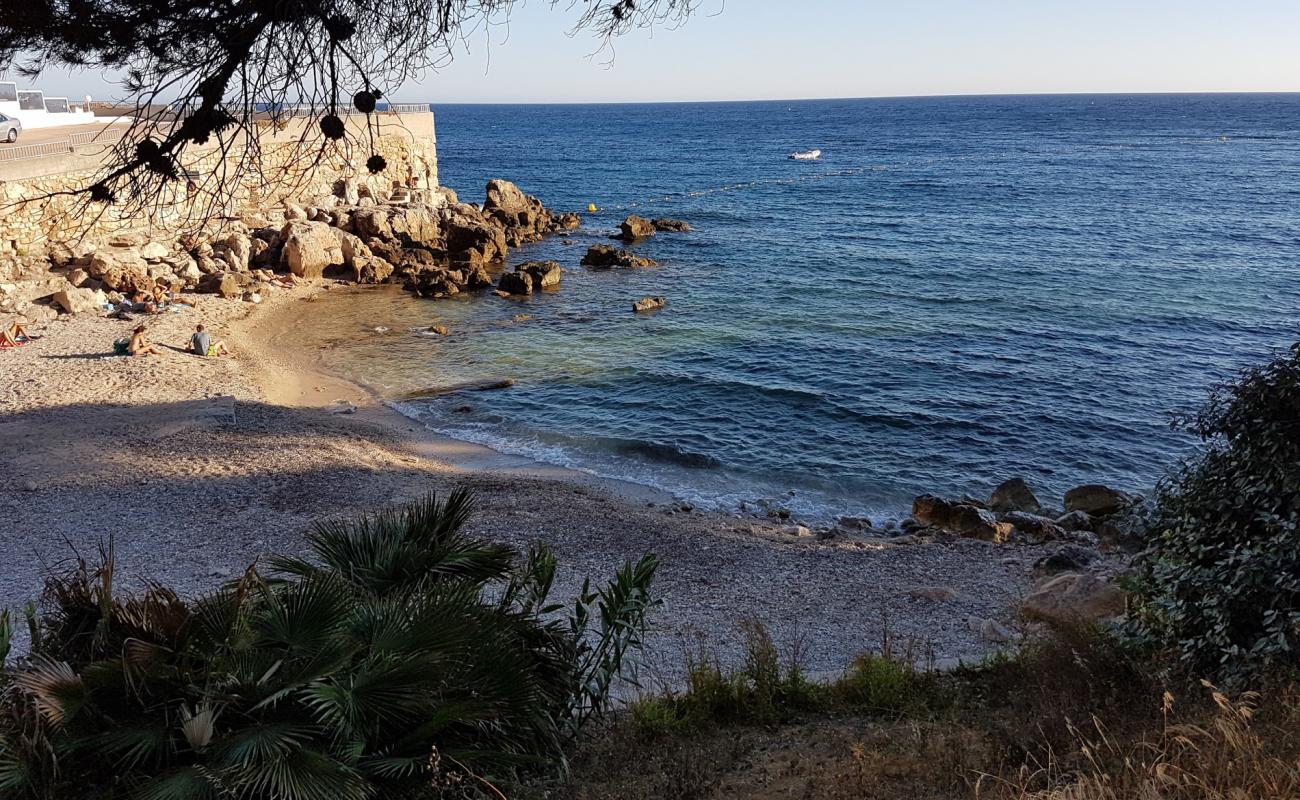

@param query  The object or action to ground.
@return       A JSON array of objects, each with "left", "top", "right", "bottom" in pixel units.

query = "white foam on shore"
[{"left": 386, "top": 398, "right": 905, "bottom": 526}]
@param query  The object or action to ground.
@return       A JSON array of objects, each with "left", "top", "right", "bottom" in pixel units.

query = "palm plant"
[{"left": 0, "top": 490, "right": 658, "bottom": 799}]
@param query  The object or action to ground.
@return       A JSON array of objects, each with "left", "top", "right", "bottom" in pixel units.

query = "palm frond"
[{"left": 13, "top": 658, "right": 86, "bottom": 727}]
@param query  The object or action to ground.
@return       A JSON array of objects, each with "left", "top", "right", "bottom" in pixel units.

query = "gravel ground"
[{"left": 0, "top": 283, "right": 1048, "bottom": 685}]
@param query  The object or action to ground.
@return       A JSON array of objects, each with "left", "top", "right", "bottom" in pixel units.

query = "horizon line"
[{"left": 402, "top": 89, "right": 1300, "bottom": 106}]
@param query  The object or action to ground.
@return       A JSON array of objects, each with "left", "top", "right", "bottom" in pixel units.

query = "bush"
[
  {"left": 0, "top": 490, "right": 658, "bottom": 799},
  {"left": 1130, "top": 344, "right": 1300, "bottom": 681}
]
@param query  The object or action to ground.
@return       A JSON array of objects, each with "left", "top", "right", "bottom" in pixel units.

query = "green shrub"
[
  {"left": 1130, "top": 344, "right": 1300, "bottom": 681},
  {"left": 831, "top": 653, "right": 917, "bottom": 713},
  {"left": 0, "top": 490, "right": 657, "bottom": 799}
]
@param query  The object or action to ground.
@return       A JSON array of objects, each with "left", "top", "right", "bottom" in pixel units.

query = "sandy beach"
[{"left": 0, "top": 281, "right": 1045, "bottom": 683}]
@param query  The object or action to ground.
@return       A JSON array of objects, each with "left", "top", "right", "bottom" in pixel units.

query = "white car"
[{"left": 0, "top": 112, "right": 21, "bottom": 143}]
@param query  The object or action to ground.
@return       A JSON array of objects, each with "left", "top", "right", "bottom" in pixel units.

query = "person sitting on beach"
[
  {"left": 1, "top": 321, "right": 32, "bottom": 347},
  {"left": 189, "top": 323, "right": 229, "bottom": 357},
  {"left": 128, "top": 324, "right": 162, "bottom": 357}
]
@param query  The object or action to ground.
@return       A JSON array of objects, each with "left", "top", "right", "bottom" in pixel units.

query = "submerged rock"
[
  {"left": 633, "top": 296, "right": 666, "bottom": 313},
  {"left": 582, "top": 244, "right": 657, "bottom": 268},
  {"left": 651, "top": 218, "right": 692, "bottom": 232}
]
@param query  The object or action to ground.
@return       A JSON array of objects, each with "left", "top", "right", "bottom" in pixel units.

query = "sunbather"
[
  {"left": 128, "top": 324, "right": 162, "bottom": 356},
  {"left": 1, "top": 321, "right": 32, "bottom": 347}
]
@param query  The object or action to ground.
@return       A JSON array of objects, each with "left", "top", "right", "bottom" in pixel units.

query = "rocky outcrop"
[
  {"left": 1022, "top": 573, "right": 1127, "bottom": 625},
  {"left": 651, "top": 218, "right": 692, "bottom": 233},
  {"left": 483, "top": 179, "right": 562, "bottom": 246},
  {"left": 989, "top": 477, "right": 1041, "bottom": 514},
  {"left": 498, "top": 260, "right": 562, "bottom": 295},
  {"left": 1063, "top": 484, "right": 1132, "bottom": 517},
  {"left": 911, "top": 494, "right": 1013, "bottom": 543},
  {"left": 633, "top": 296, "right": 666, "bottom": 313},
  {"left": 581, "top": 244, "right": 657, "bottom": 268},
  {"left": 617, "top": 214, "right": 656, "bottom": 241}
]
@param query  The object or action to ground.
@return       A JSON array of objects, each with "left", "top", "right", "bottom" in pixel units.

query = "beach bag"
[{"left": 113, "top": 338, "right": 131, "bottom": 356}]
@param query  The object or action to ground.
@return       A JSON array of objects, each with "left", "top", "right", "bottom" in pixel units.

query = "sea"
[{"left": 315, "top": 94, "right": 1300, "bottom": 522}]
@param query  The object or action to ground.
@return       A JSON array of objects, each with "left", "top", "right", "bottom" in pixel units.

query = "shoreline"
[
  {"left": 0, "top": 278, "right": 1068, "bottom": 684},
  {"left": 232, "top": 284, "right": 678, "bottom": 507}
]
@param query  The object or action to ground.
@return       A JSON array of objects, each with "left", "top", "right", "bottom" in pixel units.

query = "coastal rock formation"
[
  {"left": 483, "top": 179, "right": 563, "bottom": 246},
  {"left": 1063, "top": 484, "right": 1132, "bottom": 516},
  {"left": 989, "top": 477, "right": 1041, "bottom": 513},
  {"left": 617, "top": 214, "right": 656, "bottom": 241},
  {"left": 651, "top": 218, "right": 692, "bottom": 232},
  {"left": 1054, "top": 510, "right": 1094, "bottom": 532},
  {"left": 581, "top": 244, "right": 657, "bottom": 268},
  {"left": 498, "top": 260, "right": 562, "bottom": 295},
  {"left": 911, "top": 494, "right": 1013, "bottom": 543},
  {"left": 1021, "top": 573, "right": 1127, "bottom": 625}
]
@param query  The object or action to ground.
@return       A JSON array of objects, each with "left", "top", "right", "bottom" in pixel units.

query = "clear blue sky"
[{"left": 14, "top": 0, "right": 1300, "bottom": 103}]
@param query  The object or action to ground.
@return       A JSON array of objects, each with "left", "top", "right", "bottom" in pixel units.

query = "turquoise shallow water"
[{"left": 321, "top": 94, "right": 1300, "bottom": 521}]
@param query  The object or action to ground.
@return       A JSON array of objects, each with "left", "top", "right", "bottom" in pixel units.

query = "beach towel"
[{"left": 113, "top": 338, "right": 131, "bottom": 356}]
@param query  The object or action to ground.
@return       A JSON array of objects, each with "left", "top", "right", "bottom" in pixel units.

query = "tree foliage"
[
  {"left": 0, "top": 0, "right": 698, "bottom": 217},
  {"left": 0, "top": 490, "right": 658, "bottom": 799},
  {"left": 1130, "top": 344, "right": 1300, "bottom": 681}
]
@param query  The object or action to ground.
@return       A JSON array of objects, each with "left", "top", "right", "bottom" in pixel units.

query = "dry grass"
[
  {"left": 1002, "top": 681, "right": 1300, "bottom": 800},
  {"left": 521, "top": 624, "right": 1300, "bottom": 800}
]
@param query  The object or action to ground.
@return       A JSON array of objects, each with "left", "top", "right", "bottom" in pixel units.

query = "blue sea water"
[{"left": 324, "top": 94, "right": 1300, "bottom": 521}]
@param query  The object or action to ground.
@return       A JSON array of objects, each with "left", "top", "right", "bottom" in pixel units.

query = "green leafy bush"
[
  {"left": 1131, "top": 344, "right": 1300, "bottom": 680},
  {"left": 0, "top": 490, "right": 657, "bottom": 799}
]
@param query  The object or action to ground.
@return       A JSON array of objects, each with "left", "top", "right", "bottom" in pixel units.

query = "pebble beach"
[{"left": 0, "top": 281, "right": 1047, "bottom": 682}]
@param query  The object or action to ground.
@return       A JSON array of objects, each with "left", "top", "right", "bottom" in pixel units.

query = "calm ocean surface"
[{"left": 324, "top": 94, "right": 1300, "bottom": 521}]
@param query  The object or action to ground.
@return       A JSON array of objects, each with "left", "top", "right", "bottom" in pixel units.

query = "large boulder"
[
  {"left": 215, "top": 231, "right": 252, "bottom": 271},
  {"left": 581, "top": 244, "right": 656, "bottom": 268},
  {"left": 351, "top": 207, "right": 394, "bottom": 242},
  {"left": 197, "top": 271, "right": 250, "bottom": 298},
  {"left": 497, "top": 271, "right": 533, "bottom": 295},
  {"left": 280, "top": 220, "right": 343, "bottom": 278},
  {"left": 1033, "top": 545, "right": 1098, "bottom": 576},
  {"left": 518, "top": 260, "right": 561, "bottom": 290},
  {"left": 140, "top": 241, "right": 170, "bottom": 260},
  {"left": 1064, "top": 484, "right": 1131, "bottom": 517},
  {"left": 989, "top": 477, "right": 1040, "bottom": 513},
  {"left": 617, "top": 214, "right": 656, "bottom": 241},
  {"left": 911, "top": 494, "right": 1013, "bottom": 543},
  {"left": 1022, "top": 573, "right": 1127, "bottom": 625},
  {"left": 483, "top": 179, "right": 552, "bottom": 245},
  {"left": 1001, "top": 511, "right": 1063, "bottom": 542},
  {"left": 387, "top": 205, "right": 440, "bottom": 248},
  {"left": 51, "top": 287, "right": 107, "bottom": 315}
]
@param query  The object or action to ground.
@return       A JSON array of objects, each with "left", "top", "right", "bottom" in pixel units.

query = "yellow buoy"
[{"left": 587, "top": 202, "right": 598, "bottom": 213}]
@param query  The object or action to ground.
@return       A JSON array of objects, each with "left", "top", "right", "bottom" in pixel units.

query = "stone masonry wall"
[{"left": 0, "top": 112, "right": 437, "bottom": 256}]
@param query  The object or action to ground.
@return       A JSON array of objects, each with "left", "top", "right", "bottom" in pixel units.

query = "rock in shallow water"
[
  {"left": 989, "top": 477, "right": 1040, "bottom": 513},
  {"left": 912, "top": 494, "right": 1013, "bottom": 542}
]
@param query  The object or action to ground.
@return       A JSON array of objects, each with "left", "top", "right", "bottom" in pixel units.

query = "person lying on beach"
[
  {"left": 1, "top": 322, "right": 32, "bottom": 347},
  {"left": 128, "top": 324, "right": 162, "bottom": 357},
  {"left": 189, "top": 324, "right": 229, "bottom": 357},
  {"left": 153, "top": 286, "right": 197, "bottom": 309}
]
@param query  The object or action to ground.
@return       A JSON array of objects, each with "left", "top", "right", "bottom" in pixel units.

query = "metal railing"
[
  {"left": 279, "top": 103, "right": 430, "bottom": 117},
  {"left": 0, "top": 127, "right": 126, "bottom": 163}
]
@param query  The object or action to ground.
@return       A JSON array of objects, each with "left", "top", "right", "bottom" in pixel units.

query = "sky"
[{"left": 11, "top": 0, "right": 1300, "bottom": 104}]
